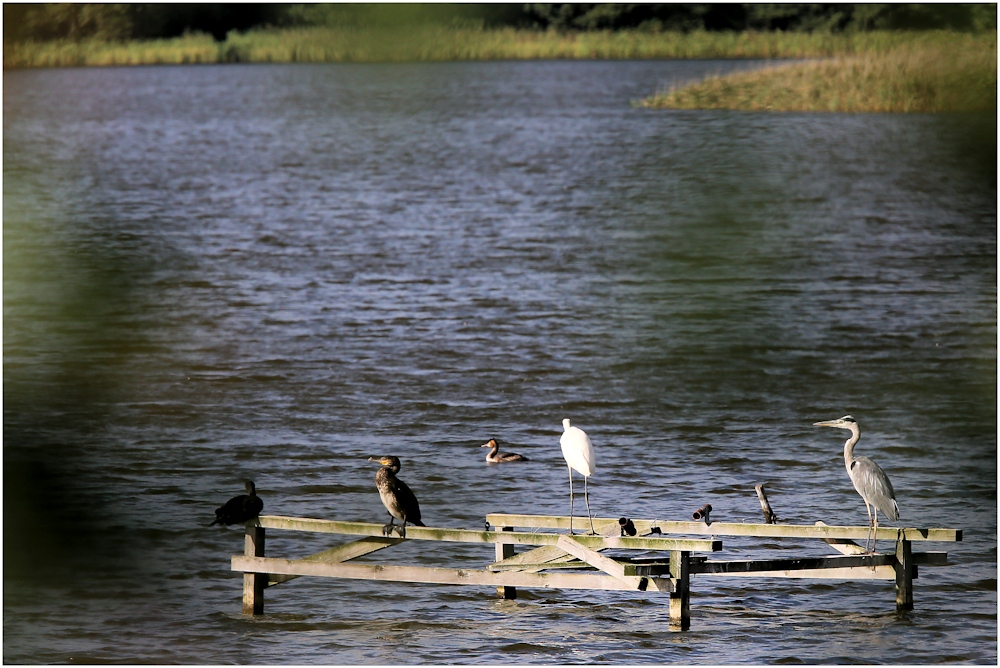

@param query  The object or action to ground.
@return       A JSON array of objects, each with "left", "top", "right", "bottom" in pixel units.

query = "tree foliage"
[{"left": 4, "top": 3, "right": 996, "bottom": 43}]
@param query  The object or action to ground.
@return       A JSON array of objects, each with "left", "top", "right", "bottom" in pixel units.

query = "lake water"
[{"left": 3, "top": 60, "right": 996, "bottom": 664}]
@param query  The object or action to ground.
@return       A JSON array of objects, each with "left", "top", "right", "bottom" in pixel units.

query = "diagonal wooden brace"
[{"left": 556, "top": 535, "right": 659, "bottom": 591}]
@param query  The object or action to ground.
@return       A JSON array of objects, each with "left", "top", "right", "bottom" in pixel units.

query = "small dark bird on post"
[{"left": 210, "top": 481, "right": 264, "bottom": 526}]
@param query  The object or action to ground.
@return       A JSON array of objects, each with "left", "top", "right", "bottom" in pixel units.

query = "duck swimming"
[
  {"left": 368, "top": 456, "right": 424, "bottom": 538},
  {"left": 481, "top": 438, "right": 529, "bottom": 463},
  {"left": 210, "top": 480, "right": 264, "bottom": 526}
]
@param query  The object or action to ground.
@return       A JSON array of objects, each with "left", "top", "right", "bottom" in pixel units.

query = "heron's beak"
[{"left": 813, "top": 420, "right": 837, "bottom": 427}]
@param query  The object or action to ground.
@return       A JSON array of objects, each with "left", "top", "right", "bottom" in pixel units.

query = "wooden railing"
[{"left": 229, "top": 512, "right": 960, "bottom": 630}]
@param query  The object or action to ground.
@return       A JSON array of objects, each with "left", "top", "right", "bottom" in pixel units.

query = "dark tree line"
[{"left": 5, "top": 3, "right": 996, "bottom": 43}]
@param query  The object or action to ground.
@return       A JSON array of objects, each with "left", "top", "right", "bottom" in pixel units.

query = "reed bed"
[
  {"left": 638, "top": 32, "right": 997, "bottom": 113},
  {"left": 3, "top": 32, "right": 219, "bottom": 69},
  {"left": 3, "top": 27, "right": 954, "bottom": 69}
]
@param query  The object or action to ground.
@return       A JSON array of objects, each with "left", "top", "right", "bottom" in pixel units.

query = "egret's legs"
[
  {"left": 567, "top": 464, "right": 576, "bottom": 535},
  {"left": 584, "top": 476, "right": 595, "bottom": 534}
]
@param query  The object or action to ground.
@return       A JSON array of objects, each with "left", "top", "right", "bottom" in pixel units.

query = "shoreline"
[{"left": 2, "top": 28, "right": 974, "bottom": 70}]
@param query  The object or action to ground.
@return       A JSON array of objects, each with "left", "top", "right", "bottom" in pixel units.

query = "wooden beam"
[
  {"left": 556, "top": 536, "right": 649, "bottom": 590},
  {"left": 256, "top": 516, "right": 721, "bottom": 552},
  {"left": 486, "top": 514, "right": 961, "bottom": 543},
  {"left": 693, "top": 565, "right": 896, "bottom": 580},
  {"left": 232, "top": 555, "right": 674, "bottom": 593},
  {"left": 488, "top": 545, "right": 578, "bottom": 573},
  {"left": 268, "top": 536, "right": 402, "bottom": 586},
  {"left": 689, "top": 554, "right": 896, "bottom": 574}
]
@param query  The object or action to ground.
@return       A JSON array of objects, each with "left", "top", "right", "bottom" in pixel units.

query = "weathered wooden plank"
[
  {"left": 268, "top": 536, "right": 402, "bottom": 586},
  {"left": 256, "top": 516, "right": 721, "bottom": 551},
  {"left": 556, "top": 536, "right": 648, "bottom": 590},
  {"left": 232, "top": 555, "right": 674, "bottom": 593},
  {"left": 695, "top": 566, "right": 896, "bottom": 580},
  {"left": 689, "top": 554, "right": 896, "bottom": 574},
  {"left": 489, "top": 545, "right": 576, "bottom": 572},
  {"left": 490, "top": 560, "right": 587, "bottom": 572},
  {"left": 486, "top": 513, "right": 961, "bottom": 542}
]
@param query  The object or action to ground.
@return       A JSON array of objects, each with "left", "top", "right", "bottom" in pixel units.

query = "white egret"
[
  {"left": 560, "top": 418, "right": 596, "bottom": 534},
  {"left": 813, "top": 415, "right": 899, "bottom": 553}
]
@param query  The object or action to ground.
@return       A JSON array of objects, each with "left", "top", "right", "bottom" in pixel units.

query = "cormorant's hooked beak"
[{"left": 368, "top": 456, "right": 390, "bottom": 465}]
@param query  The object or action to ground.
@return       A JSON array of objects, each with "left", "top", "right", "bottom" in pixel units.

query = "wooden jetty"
[{"left": 230, "top": 513, "right": 960, "bottom": 630}]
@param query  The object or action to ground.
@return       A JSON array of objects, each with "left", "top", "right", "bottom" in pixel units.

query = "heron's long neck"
[{"left": 843, "top": 425, "right": 861, "bottom": 469}]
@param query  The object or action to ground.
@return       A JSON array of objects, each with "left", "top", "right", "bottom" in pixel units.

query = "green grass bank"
[
  {"left": 2, "top": 27, "right": 973, "bottom": 69},
  {"left": 637, "top": 31, "right": 996, "bottom": 112}
]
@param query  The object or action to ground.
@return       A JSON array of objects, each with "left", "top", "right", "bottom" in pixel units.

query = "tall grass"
[
  {"left": 638, "top": 32, "right": 997, "bottom": 112},
  {"left": 2, "top": 27, "right": 968, "bottom": 69}
]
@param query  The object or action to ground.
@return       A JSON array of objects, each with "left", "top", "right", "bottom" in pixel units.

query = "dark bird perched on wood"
[
  {"left": 368, "top": 456, "right": 424, "bottom": 538},
  {"left": 210, "top": 480, "right": 264, "bottom": 526},
  {"left": 480, "top": 438, "right": 529, "bottom": 463}
]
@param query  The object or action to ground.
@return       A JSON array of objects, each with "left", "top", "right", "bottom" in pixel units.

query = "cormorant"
[
  {"left": 210, "top": 480, "right": 264, "bottom": 526},
  {"left": 480, "top": 438, "right": 529, "bottom": 463},
  {"left": 368, "top": 456, "right": 424, "bottom": 538}
]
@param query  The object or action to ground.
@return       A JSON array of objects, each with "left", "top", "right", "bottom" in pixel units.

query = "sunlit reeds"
[
  {"left": 3, "top": 32, "right": 219, "bottom": 68},
  {"left": 3, "top": 27, "right": 968, "bottom": 69},
  {"left": 638, "top": 31, "right": 997, "bottom": 112}
]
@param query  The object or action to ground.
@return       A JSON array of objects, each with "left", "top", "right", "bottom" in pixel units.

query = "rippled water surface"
[{"left": 4, "top": 61, "right": 997, "bottom": 664}]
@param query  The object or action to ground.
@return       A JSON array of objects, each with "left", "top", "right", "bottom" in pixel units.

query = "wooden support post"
[
  {"left": 895, "top": 536, "right": 913, "bottom": 611},
  {"left": 243, "top": 525, "right": 266, "bottom": 615},
  {"left": 496, "top": 526, "right": 516, "bottom": 600},
  {"left": 755, "top": 484, "right": 777, "bottom": 524},
  {"left": 669, "top": 550, "right": 690, "bottom": 631}
]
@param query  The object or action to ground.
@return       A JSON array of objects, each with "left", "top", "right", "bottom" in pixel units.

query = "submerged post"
[
  {"left": 495, "top": 526, "right": 517, "bottom": 600},
  {"left": 243, "top": 525, "right": 266, "bottom": 615},
  {"left": 669, "top": 550, "right": 690, "bottom": 631},
  {"left": 894, "top": 535, "right": 913, "bottom": 611}
]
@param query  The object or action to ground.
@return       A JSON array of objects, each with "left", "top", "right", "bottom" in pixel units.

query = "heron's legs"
[
  {"left": 567, "top": 464, "right": 576, "bottom": 535},
  {"left": 871, "top": 509, "right": 879, "bottom": 554},
  {"left": 863, "top": 502, "right": 874, "bottom": 553},
  {"left": 583, "top": 475, "right": 595, "bottom": 535}
]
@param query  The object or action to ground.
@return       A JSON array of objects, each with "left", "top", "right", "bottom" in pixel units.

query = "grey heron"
[
  {"left": 813, "top": 415, "right": 899, "bottom": 552},
  {"left": 210, "top": 480, "right": 264, "bottom": 526},
  {"left": 480, "top": 438, "right": 529, "bottom": 463},
  {"left": 368, "top": 456, "right": 425, "bottom": 538},
  {"left": 560, "top": 418, "right": 596, "bottom": 535}
]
